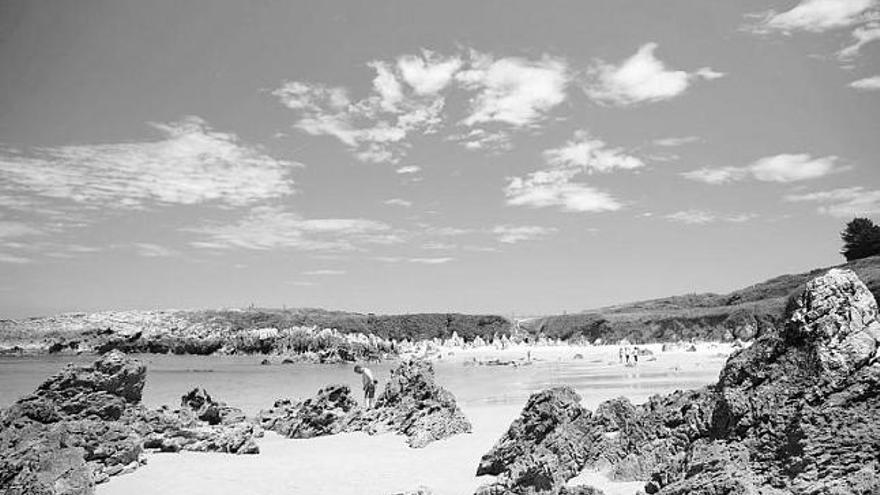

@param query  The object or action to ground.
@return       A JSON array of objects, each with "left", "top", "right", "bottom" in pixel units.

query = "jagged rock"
[
  {"left": 0, "top": 425, "right": 94, "bottom": 495},
  {"left": 348, "top": 360, "right": 472, "bottom": 448},
  {"left": 257, "top": 385, "right": 357, "bottom": 438},
  {"left": 475, "top": 387, "right": 592, "bottom": 495},
  {"left": 477, "top": 269, "right": 880, "bottom": 495},
  {"left": 179, "top": 388, "right": 246, "bottom": 425},
  {"left": 559, "top": 487, "right": 605, "bottom": 495}
]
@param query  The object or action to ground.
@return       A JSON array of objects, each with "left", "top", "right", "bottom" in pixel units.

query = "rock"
[
  {"left": 260, "top": 359, "right": 271, "bottom": 365},
  {"left": 257, "top": 385, "right": 357, "bottom": 438},
  {"left": 573, "top": 354, "right": 584, "bottom": 360},
  {"left": 478, "top": 269, "right": 880, "bottom": 495},
  {"left": 0, "top": 425, "right": 94, "bottom": 495},
  {"left": 559, "top": 487, "right": 605, "bottom": 495},
  {"left": 348, "top": 360, "right": 472, "bottom": 448},
  {"left": 475, "top": 387, "right": 592, "bottom": 495},
  {"left": 179, "top": 388, "right": 245, "bottom": 425}
]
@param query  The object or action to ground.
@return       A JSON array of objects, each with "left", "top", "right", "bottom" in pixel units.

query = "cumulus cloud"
[
  {"left": 849, "top": 75, "right": 880, "bottom": 90},
  {"left": 746, "top": 0, "right": 877, "bottom": 34},
  {"left": 785, "top": 187, "right": 880, "bottom": 217},
  {"left": 665, "top": 210, "right": 756, "bottom": 225},
  {"left": 683, "top": 154, "right": 840, "bottom": 184},
  {"left": 276, "top": 49, "right": 572, "bottom": 158},
  {"left": 395, "top": 165, "right": 422, "bottom": 174},
  {"left": 505, "top": 131, "right": 642, "bottom": 213},
  {"left": 457, "top": 52, "right": 570, "bottom": 127},
  {"left": 543, "top": 130, "right": 644, "bottom": 172},
  {"left": 505, "top": 169, "right": 623, "bottom": 213},
  {"left": 492, "top": 225, "right": 557, "bottom": 244},
  {"left": 188, "top": 206, "right": 396, "bottom": 251},
  {"left": 583, "top": 43, "right": 724, "bottom": 106},
  {"left": 0, "top": 117, "right": 297, "bottom": 208}
]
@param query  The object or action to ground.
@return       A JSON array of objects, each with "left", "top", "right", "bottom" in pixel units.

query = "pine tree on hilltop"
[{"left": 840, "top": 217, "right": 880, "bottom": 261}]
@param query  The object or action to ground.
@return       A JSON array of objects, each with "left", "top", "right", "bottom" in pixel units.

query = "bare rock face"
[
  {"left": 475, "top": 387, "right": 593, "bottom": 495},
  {"left": 348, "top": 360, "right": 472, "bottom": 448},
  {"left": 0, "top": 351, "right": 261, "bottom": 495},
  {"left": 259, "top": 360, "right": 472, "bottom": 448},
  {"left": 477, "top": 269, "right": 880, "bottom": 495},
  {"left": 257, "top": 385, "right": 357, "bottom": 438}
]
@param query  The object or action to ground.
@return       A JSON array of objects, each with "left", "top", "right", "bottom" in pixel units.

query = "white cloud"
[
  {"left": 746, "top": 0, "right": 877, "bottom": 34},
  {"left": 652, "top": 136, "right": 700, "bottom": 147},
  {"left": 408, "top": 257, "right": 454, "bottom": 264},
  {"left": 0, "top": 117, "right": 297, "bottom": 208},
  {"left": 849, "top": 75, "right": 880, "bottom": 90},
  {"left": 839, "top": 22, "right": 880, "bottom": 59},
  {"left": 665, "top": 210, "right": 757, "bottom": 225},
  {"left": 492, "top": 225, "right": 557, "bottom": 244},
  {"left": 303, "top": 269, "right": 346, "bottom": 276},
  {"left": 683, "top": 154, "right": 839, "bottom": 184},
  {"left": 785, "top": 187, "right": 880, "bottom": 217},
  {"left": 0, "top": 252, "right": 31, "bottom": 264},
  {"left": 505, "top": 169, "right": 623, "bottom": 213},
  {"left": 188, "top": 206, "right": 395, "bottom": 251},
  {"left": 132, "top": 243, "right": 177, "bottom": 258},
  {"left": 583, "top": 43, "right": 724, "bottom": 106},
  {"left": 0, "top": 220, "right": 43, "bottom": 239},
  {"left": 457, "top": 52, "right": 570, "bottom": 127},
  {"left": 395, "top": 165, "right": 422, "bottom": 174},
  {"left": 384, "top": 198, "right": 413, "bottom": 207},
  {"left": 543, "top": 130, "right": 644, "bottom": 173},
  {"left": 397, "top": 51, "right": 462, "bottom": 95}
]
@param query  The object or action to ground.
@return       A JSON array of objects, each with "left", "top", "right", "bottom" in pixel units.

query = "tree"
[{"left": 840, "top": 217, "right": 880, "bottom": 261}]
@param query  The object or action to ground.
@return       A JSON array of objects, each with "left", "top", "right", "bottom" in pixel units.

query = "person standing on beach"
[{"left": 354, "top": 364, "right": 377, "bottom": 408}]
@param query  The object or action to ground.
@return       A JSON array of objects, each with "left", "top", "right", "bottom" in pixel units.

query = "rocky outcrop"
[
  {"left": 477, "top": 269, "right": 880, "bottom": 495},
  {"left": 0, "top": 351, "right": 259, "bottom": 494},
  {"left": 259, "top": 360, "right": 472, "bottom": 448},
  {"left": 348, "top": 360, "right": 472, "bottom": 448},
  {"left": 257, "top": 385, "right": 357, "bottom": 438},
  {"left": 475, "top": 387, "right": 592, "bottom": 495}
]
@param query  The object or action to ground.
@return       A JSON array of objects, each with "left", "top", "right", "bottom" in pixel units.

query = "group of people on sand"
[{"left": 618, "top": 345, "right": 641, "bottom": 366}]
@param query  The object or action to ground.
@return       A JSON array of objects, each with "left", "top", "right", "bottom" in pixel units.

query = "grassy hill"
[{"left": 521, "top": 255, "right": 880, "bottom": 344}]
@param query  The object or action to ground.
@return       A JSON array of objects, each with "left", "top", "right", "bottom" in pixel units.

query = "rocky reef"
[
  {"left": 477, "top": 268, "right": 880, "bottom": 495},
  {"left": 259, "top": 360, "right": 472, "bottom": 448},
  {"left": 0, "top": 351, "right": 259, "bottom": 494}
]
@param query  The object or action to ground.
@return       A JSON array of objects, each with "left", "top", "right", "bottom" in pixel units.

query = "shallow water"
[{"left": 0, "top": 345, "right": 730, "bottom": 495}]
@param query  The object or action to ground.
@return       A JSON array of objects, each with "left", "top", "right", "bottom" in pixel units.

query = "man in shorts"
[{"left": 354, "top": 364, "right": 377, "bottom": 408}]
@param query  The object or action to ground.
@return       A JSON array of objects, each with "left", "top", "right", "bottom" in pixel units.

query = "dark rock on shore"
[
  {"left": 259, "top": 360, "right": 472, "bottom": 448},
  {"left": 348, "top": 360, "right": 472, "bottom": 448},
  {"left": 477, "top": 268, "right": 880, "bottom": 495},
  {"left": 257, "top": 385, "right": 357, "bottom": 438},
  {"left": 0, "top": 351, "right": 260, "bottom": 494}
]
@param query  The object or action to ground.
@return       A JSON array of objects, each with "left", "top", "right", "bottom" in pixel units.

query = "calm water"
[{"left": 0, "top": 348, "right": 727, "bottom": 414}]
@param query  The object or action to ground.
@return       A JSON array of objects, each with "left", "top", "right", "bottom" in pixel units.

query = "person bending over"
[{"left": 354, "top": 364, "right": 377, "bottom": 408}]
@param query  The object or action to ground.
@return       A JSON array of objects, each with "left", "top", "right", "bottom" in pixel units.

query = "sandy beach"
[{"left": 77, "top": 343, "right": 734, "bottom": 495}]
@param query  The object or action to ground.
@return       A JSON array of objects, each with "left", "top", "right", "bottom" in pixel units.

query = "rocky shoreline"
[{"left": 471, "top": 268, "right": 880, "bottom": 495}]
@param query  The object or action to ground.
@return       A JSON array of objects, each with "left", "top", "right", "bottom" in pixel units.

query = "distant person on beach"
[
  {"left": 624, "top": 347, "right": 631, "bottom": 365},
  {"left": 618, "top": 347, "right": 624, "bottom": 363},
  {"left": 354, "top": 364, "right": 377, "bottom": 408},
  {"left": 633, "top": 346, "right": 639, "bottom": 365}
]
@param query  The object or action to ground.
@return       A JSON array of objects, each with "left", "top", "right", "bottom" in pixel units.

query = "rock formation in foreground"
[
  {"left": 0, "top": 351, "right": 259, "bottom": 495},
  {"left": 259, "top": 360, "right": 472, "bottom": 448},
  {"left": 476, "top": 268, "right": 880, "bottom": 495}
]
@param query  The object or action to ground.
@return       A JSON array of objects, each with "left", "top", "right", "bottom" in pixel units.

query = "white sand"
[{"left": 97, "top": 343, "right": 735, "bottom": 495}]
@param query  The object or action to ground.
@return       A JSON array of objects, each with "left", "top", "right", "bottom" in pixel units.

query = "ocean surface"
[{"left": 0, "top": 346, "right": 731, "bottom": 495}]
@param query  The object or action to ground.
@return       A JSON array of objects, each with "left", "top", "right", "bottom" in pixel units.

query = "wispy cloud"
[
  {"left": 132, "top": 243, "right": 178, "bottom": 258},
  {"left": 0, "top": 117, "right": 297, "bottom": 209},
  {"left": 665, "top": 210, "right": 757, "bottom": 225},
  {"left": 505, "top": 131, "right": 642, "bottom": 213},
  {"left": 384, "top": 198, "right": 413, "bottom": 207},
  {"left": 188, "top": 206, "right": 396, "bottom": 251},
  {"left": 652, "top": 136, "right": 701, "bottom": 147},
  {"left": 683, "top": 154, "right": 840, "bottom": 184},
  {"left": 395, "top": 165, "right": 422, "bottom": 174},
  {"left": 849, "top": 75, "right": 880, "bottom": 90},
  {"left": 492, "top": 225, "right": 557, "bottom": 244},
  {"left": 582, "top": 43, "right": 724, "bottom": 106},
  {"left": 785, "top": 187, "right": 880, "bottom": 217},
  {"left": 408, "top": 257, "right": 454, "bottom": 264},
  {"left": 303, "top": 269, "right": 346, "bottom": 276},
  {"left": 838, "top": 22, "right": 880, "bottom": 59},
  {"left": 744, "top": 0, "right": 877, "bottom": 34}
]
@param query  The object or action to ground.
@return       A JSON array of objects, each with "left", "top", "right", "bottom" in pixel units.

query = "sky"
[{"left": 1, "top": 0, "right": 879, "bottom": 318}]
